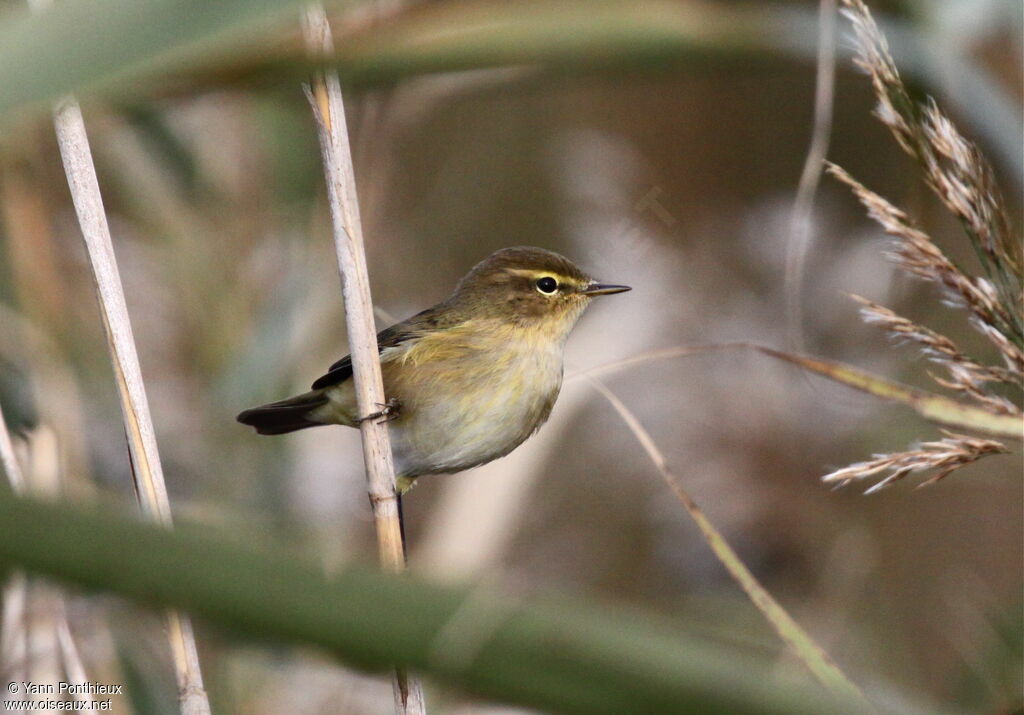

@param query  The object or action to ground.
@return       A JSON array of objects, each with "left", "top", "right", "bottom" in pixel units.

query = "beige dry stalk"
[
  {"left": 15, "top": 0, "right": 211, "bottom": 692},
  {"left": 585, "top": 376, "right": 871, "bottom": 708},
  {"left": 575, "top": 343, "right": 1021, "bottom": 438},
  {"left": 0, "top": 175, "right": 91, "bottom": 685},
  {"left": 824, "top": 0, "right": 1023, "bottom": 491},
  {"left": 0, "top": 402, "right": 25, "bottom": 494},
  {"left": 0, "top": 572, "right": 28, "bottom": 704},
  {"left": 301, "top": 5, "right": 426, "bottom": 714},
  {"left": 0, "top": 400, "right": 28, "bottom": 693},
  {"left": 785, "top": 0, "right": 837, "bottom": 354},
  {"left": 0, "top": 427, "right": 89, "bottom": 691},
  {"left": 48, "top": 97, "right": 211, "bottom": 715}
]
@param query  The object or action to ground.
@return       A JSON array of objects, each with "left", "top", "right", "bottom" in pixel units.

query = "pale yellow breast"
[{"left": 381, "top": 320, "right": 566, "bottom": 477}]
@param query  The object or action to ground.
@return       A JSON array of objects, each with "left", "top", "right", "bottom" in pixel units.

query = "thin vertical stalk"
[
  {"left": 0, "top": 370, "right": 87, "bottom": 699},
  {"left": 585, "top": 376, "right": 871, "bottom": 708},
  {"left": 300, "top": 5, "right": 426, "bottom": 713},
  {"left": 0, "top": 400, "right": 28, "bottom": 695},
  {"left": 785, "top": 0, "right": 837, "bottom": 354},
  {"left": 0, "top": 401, "right": 25, "bottom": 493},
  {"left": 29, "top": 47, "right": 211, "bottom": 712},
  {"left": 0, "top": 574, "right": 28, "bottom": 703}
]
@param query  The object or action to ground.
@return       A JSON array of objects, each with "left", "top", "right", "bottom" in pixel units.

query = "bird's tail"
[{"left": 237, "top": 390, "right": 330, "bottom": 435}]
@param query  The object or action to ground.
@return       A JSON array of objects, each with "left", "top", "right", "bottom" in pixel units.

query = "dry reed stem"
[
  {"left": 0, "top": 418, "right": 87, "bottom": 696},
  {"left": 0, "top": 400, "right": 28, "bottom": 693},
  {"left": 584, "top": 376, "right": 871, "bottom": 707},
  {"left": 0, "top": 401, "right": 25, "bottom": 493},
  {"left": 573, "top": 343, "right": 1018, "bottom": 493},
  {"left": 20, "top": 429, "right": 89, "bottom": 687},
  {"left": 33, "top": 67, "right": 210, "bottom": 713},
  {"left": 577, "top": 342, "right": 1015, "bottom": 495},
  {"left": 573, "top": 343, "right": 1022, "bottom": 438},
  {"left": 784, "top": 0, "right": 837, "bottom": 353},
  {"left": 55, "top": 612, "right": 88, "bottom": 685},
  {"left": 0, "top": 574, "right": 28, "bottom": 702},
  {"left": 301, "top": 6, "right": 426, "bottom": 713},
  {"left": 757, "top": 347, "right": 1021, "bottom": 439},
  {"left": 567, "top": 343, "right": 746, "bottom": 383}
]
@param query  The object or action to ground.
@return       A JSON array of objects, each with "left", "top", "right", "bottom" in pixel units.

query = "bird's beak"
[{"left": 582, "top": 282, "right": 631, "bottom": 296}]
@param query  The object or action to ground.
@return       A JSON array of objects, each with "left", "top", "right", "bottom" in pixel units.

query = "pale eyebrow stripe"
[{"left": 505, "top": 269, "right": 581, "bottom": 285}]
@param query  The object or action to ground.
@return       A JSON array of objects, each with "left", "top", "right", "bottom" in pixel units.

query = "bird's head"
[{"left": 449, "top": 246, "right": 630, "bottom": 336}]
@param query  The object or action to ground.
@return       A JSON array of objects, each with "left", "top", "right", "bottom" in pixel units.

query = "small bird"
[{"left": 237, "top": 246, "right": 630, "bottom": 493}]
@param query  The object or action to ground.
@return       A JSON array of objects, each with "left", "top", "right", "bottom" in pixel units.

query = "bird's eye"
[{"left": 535, "top": 277, "right": 558, "bottom": 294}]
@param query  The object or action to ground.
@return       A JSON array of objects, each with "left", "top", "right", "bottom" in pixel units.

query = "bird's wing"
[{"left": 310, "top": 306, "right": 444, "bottom": 390}]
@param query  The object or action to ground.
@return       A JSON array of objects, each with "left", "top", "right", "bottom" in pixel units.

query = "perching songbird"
[{"left": 237, "top": 246, "right": 630, "bottom": 493}]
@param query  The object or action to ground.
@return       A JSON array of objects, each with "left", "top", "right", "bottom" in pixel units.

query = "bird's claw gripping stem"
[{"left": 357, "top": 397, "right": 402, "bottom": 424}]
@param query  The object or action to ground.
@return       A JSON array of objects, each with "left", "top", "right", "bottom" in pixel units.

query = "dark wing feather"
[{"left": 310, "top": 306, "right": 444, "bottom": 390}]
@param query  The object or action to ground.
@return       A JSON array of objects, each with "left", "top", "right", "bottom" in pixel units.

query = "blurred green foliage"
[{"left": 0, "top": 492, "right": 862, "bottom": 715}]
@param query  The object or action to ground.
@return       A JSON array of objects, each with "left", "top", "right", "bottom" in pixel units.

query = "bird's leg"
[{"left": 356, "top": 396, "right": 402, "bottom": 424}]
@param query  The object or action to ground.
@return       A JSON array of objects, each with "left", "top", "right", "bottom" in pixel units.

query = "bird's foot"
[{"left": 357, "top": 397, "right": 402, "bottom": 424}]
